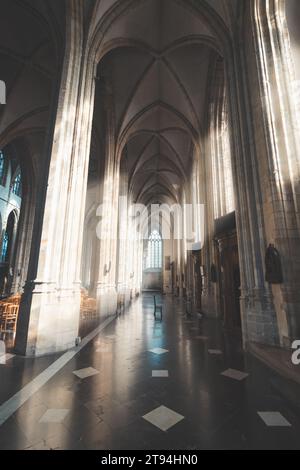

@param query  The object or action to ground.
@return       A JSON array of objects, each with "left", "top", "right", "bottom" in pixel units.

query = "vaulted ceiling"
[
  {"left": 92, "top": 0, "right": 237, "bottom": 205},
  {"left": 0, "top": 0, "right": 65, "bottom": 150},
  {"left": 0, "top": 0, "right": 240, "bottom": 200}
]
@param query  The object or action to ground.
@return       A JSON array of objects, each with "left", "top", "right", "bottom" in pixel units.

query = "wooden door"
[{"left": 217, "top": 231, "right": 241, "bottom": 329}]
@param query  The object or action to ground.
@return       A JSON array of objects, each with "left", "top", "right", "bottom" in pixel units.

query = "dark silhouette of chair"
[{"left": 154, "top": 295, "right": 163, "bottom": 321}]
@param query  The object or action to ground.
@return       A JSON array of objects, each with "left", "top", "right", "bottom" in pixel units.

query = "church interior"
[{"left": 0, "top": 0, "right": 300, "bottom": 451}]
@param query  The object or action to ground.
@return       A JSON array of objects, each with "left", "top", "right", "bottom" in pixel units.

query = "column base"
[
  {"left": 15, "top": 283, "right": 81, "bottom": 357},
  {"left": 96, "top": 284, "right": 118, "bottom": 318},
  {"left": 278, "top": 285, "right": 300, "bottom": 344},
  {"left": 201, "top": 285, "right": 219, "bottom": 318},
  {"left": 241, "top": 289, "right": 279, "bottom": 348},
  {"left": 117, "top": 283, "right": 132, "bottom": 310}
]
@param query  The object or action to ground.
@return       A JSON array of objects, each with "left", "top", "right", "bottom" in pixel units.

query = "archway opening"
[
  {"left": 78, "top": 0, "right": 241, "bottom": 333},
  {"left": 0, "top": 151, "right": 22, "bottom": 349},
  {"left": 0, "top": 158, "right": 22, "bottom": 298},
  {"left": 142, "top": 229, "right": 163, "bottom": 292}
]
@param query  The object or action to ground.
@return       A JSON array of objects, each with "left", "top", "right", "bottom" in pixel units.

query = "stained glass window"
[
  {"left": 12, "top": 171, "right": 22, "bottom": 197},
  {"left": 0, "top": 151, "right": 7, "bottom": 186},
  {"left": 1, "top": 232, "right": 8, "bottom": 262},
  {"left": 146, "top": 230, "right": 162, "bottom": 269}
]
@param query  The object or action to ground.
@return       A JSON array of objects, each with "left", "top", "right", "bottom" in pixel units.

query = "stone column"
[
  {"left": 135, "top": 233, "right": 143, "bottom": 296},
  {"left": 10, "top": 161, "right": 35, "bottom": 295},
  {"left": 248, "top": 0, "right": 300, "bottom": 345},
  {"left": 15, "top": 1, "right": 97, "bottom": 356},
  {"left": 96, "top": 91, "right": 119, "bottom": 318},
  {"left": 224, "top": 13, "right": 280, "bottom": 347},
  {"left": 200, "top": 127, "right": 216, "bottom": 316},
  {"left": 117, "top": 165, "right": 131, "bottom": 308}
]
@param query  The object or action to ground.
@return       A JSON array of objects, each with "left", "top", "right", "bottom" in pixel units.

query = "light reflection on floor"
[{"left": 0, "top": 293, "right": 299, "bottom": 450}]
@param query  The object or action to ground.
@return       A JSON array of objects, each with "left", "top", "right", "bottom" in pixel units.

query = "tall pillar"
[
  {"left": 135, "top": 233, "right": 143, "bottom": 296},
  {"left": 96, "top": 92, "right": 119, "bottom": 318},
  {"left": 15, "top": 2, "right": 96, "bottom": 356},
  {"left": 10, "top": 163, "right": 35, "bottom": 295},
  {"left": 225, "top": 12, "right": 280, "bottom": 347},
  {"left": 117, "top": 166, "right": 131, "bottom": 307},
  {"left": 200, "top": 128, "right": 216, "bottom": 316},
  {"left": 248, "top": 0, "right": 300, "bottom": 345}
]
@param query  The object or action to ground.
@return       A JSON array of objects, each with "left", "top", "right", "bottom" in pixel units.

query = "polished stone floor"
[{"left": 0, "top": 294, "right": 300, "bottom": 450}]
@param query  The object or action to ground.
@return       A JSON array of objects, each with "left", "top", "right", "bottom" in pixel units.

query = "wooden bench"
[{"left": 153, "top": 295, "right": 163, "bottom": 321}]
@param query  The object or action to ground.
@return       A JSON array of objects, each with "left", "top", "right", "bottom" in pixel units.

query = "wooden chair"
[
  {"left": 3, "top": 304, "right": 18, "bottom": 331},
  {"left": 0, "top": 295, "right": 20, "bottom": 333},
  {"left": 153, "top": 295, "right": 163, "bottom": 321}
]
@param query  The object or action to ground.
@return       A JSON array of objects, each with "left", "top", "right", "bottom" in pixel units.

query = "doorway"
[
  {"left": 142, "top": 230, "right": 163, "bottom": 291},
  {"left": 215, "top": 212, "right": 241, "bottom": 329}
]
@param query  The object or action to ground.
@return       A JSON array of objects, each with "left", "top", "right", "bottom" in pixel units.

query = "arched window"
[
  {"left": 12, "top": 171, "right": 22, "bottom": 197},
  {"left": 1, "top": 232, "right": 9, "bottom": 263},
  {"left": 146, "top": 230, "right": 162, "bottom": 269},
  {"left": 1, "top": 212, "right": 16, "bottom": 264},
  {"left": 0, "top": 151, "right": 7, "bottom": 186}
]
